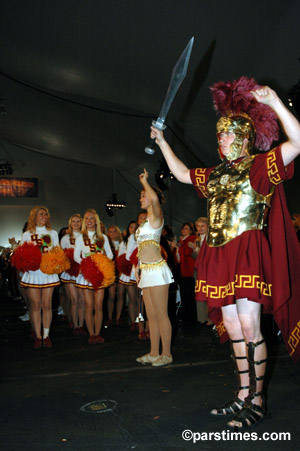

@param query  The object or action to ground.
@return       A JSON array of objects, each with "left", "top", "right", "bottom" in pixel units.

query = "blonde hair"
[
  {"left": 100, "top": 220, "right": 106, "bottom": 235},
  {"left": 108, "top": 225, "right": 123, "bottom": 243},
  {"left": 66, "top": 214, "right": 82, "bottom": 239},
  {"left": 26, "top": 206, "right": 51, "bottom": 233},
  {"left": 82, "top": 209, "right": 103, "bottom": 243}
]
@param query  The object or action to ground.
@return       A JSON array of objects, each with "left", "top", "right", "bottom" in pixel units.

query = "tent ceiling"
[{"left": 0, "top": 0, "right": 299, "bottom": 215}]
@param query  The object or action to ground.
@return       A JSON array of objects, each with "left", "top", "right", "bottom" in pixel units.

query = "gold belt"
[{"left": 140, "top": 259, "right": 166, "bottom": 270}]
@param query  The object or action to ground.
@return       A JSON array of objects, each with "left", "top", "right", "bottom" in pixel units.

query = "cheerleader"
[
  {"left": 117, "top": 221, "right": 137, "bottom": 328},
  {"left": 106, "top": 225, "right": 123, "bottom": 326},
  {"left": 74, "top": 209, "right": 114, "bottom": 344},
  {"left": 60, "top": 214, "right": 86, "bottom": 335},
  {"left": 126, "top": 212, "right": 147, "bottom": 331},
  {"left": 20, "top": 206, "right": 60, "bottom": 349},
  {"left": 135, "top": 169, "right": 174, "bottom": 367}
]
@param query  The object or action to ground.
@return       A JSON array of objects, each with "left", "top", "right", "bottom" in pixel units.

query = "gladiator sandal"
[
  {"left": 211, "top": 339, "right": 249, "bottom": 416},
  {"left": 228, "top": 339, "right": 267, "bottom": 428}
]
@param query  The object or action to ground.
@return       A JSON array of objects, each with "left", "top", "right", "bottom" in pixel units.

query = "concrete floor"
[{"left": 1, "top": 291, "right": 300, "bottom": 451}]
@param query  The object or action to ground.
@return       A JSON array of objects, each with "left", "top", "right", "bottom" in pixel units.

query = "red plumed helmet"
[
  {"left": 210, "top": 76, "right": 279, "bottom": 151},
  {"left": 11, "top": 242, "right": 42, "bottom": 272}
]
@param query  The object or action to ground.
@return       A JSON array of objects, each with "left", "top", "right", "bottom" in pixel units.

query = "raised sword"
[{"left": 145, "top": 37, "right": 194, "bottom": 155}]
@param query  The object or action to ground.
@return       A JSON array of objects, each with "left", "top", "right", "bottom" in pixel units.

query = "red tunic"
[{"left": 190, "top": 146, "right": 300, "bottom": 361}]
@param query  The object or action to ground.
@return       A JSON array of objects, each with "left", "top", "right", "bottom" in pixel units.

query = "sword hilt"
[
  {"left": 144, "top": 138, "right": 156, "bottom": 155},
  {"left": 144, "top": 120, "right": 166, "bottom": 155}
]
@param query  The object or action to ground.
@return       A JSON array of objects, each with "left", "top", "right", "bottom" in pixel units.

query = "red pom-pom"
[
  {"left": 129, "top": 248, "right": 138, "bottom": 267},
  {"left": 11, "top": 242, "right": 41, "bottom": 272},
  {"left": 80, "top": 256, "right": 104, "bottom": 288},
  {"left": 64, "top": 248, "right": 80, "bottom": 277},
  {"left": 116, "top": 254, "right": 132, "bottom": 276}
]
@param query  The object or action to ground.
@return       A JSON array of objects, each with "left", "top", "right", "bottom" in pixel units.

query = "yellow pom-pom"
[
  {"left": 40, "top": 247, "right": 71, "bottom": 275},
  {"left": 91, "top": 253, "right": 116, "bottom": 288}
]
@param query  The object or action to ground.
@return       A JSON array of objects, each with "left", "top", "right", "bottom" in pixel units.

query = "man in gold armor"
[{"left": 150, "top": 76, "right": 300, "bottom": 429}]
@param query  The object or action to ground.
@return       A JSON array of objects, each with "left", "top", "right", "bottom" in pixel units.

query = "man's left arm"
[{"left": 252, "top": 87, "right": 300, "bottom": 166}]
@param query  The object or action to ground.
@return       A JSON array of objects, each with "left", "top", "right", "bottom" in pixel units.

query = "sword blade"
[
  {"left": 156, "top": 36, "right": 194, "bottom": 128},
  {"left": 145, "top": 37, "right": 194, "bottom": 155}
]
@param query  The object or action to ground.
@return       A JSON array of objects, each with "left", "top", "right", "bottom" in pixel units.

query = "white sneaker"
[
  {"left": 19, "top": 312, "right": 29, "bottom": 321},
  {"left": 136, "top": 354, "right": 160, "bottom": 364},
  {"left": 152, "top": 355, "right": 173, "bottom": 367}
]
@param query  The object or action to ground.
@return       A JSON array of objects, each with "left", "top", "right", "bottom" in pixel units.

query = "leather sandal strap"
[
  {"left": 246, "top": 339, "right": 265, "bottom": 348},
  {"left": 248, "top": 358, "right": 268, "bottom": 365},
  {"left": 255, "top": 375, "right": 265, "bottom": 381},
  {"left": 253, "top": 391, "right": 263, "bottom": 397},
  {"left": 231, "top": 403, "right": 266, "bottom": 428},
  {"left": 231, "top": 339, "right": 245, "bottom": 343},
  {"left": 239, "top": 385, "right": 249, "bottom": 390},
  {"left": 214, "top": 396, "right": 246, "bottom": 415},
  {"left": 238, "top": 369, "right": 249, "bottom": 374}
]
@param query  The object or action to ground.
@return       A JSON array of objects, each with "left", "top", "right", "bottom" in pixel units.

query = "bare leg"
[
  {"left": 27, "top": 288, "right": 42, "bottom": 338},
  {"left": 60, "top": 286, "right": 70, "bottom": 321},
  {"left": 224, "top": 298, "right": 266, "bottom": 428},
  {"left": 127, "top": 284, "right": 137, "bottom": 324},
  {"left": 143, "top": 288, "right": 160, "bottom": 356},
  {"left": 107, "top": 284, "right": 116, "bottom": 320},
  {"left": 116, "top": 283, "right": 124, "bottom": 320},
  {"left": 148, "top": 285, "right": 171, "bottom": 357},
  {"left": 20, "top": 286, "right": 35, "bottom": 330},
  {"left": 143, "top": 284, "right": 171, "bottom": 357},
  {"left": 41, "top": 286, "right": 54, "bottom": 330},
  {"left": 77, "top": 288, "right": 85, "bottom": 327},
  {"left": 83, "top": 289, "right": 95, "bottom": 336},
  {"left": 236, "top": 299, "right": 266, "bottom": 404},
  {"left": 94, "top": 289, "right": 105, "bottom": 335},
  {"left": 66, "top": 283, "right": 80, "bottom": 328}
]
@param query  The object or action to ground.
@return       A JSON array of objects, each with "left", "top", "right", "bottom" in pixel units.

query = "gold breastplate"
[{"left": 206, "top": 156, "right": 273, "bottom": 247}]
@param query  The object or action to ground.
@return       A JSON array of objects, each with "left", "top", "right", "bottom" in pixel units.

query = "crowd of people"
[{"left": 1, "top": 197, "right": 210, "bottom": 358}]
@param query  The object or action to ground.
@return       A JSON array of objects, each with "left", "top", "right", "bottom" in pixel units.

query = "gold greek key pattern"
[
  {"left": 266, "top": 149, "right": 282, "bottom": 185},
  {"left": 288, "top": 321, "right": 300, "bottom": 356},
  {"left": 194, "top": 168, "right": 208, "bottom": 198},
  {"left": 195, "top": 274, "right": 272, "bottom": 299},
  {"left": 216, "top": 321, "right": 227, "bottom": 337}
]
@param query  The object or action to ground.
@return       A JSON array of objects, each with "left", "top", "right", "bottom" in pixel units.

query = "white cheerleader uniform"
[
  {"left": 20, "top": 226, "right": 60, "bottom": 288},
  {"left": 136, "top": 219, "right": 174, "bottom": 289},
  {"left": 74, "top": 231, "right": 113, "bottom": 289},
  {"left": 60, "top": 231, "right": 81, "bottom": 283},
  {"left": 126, "top": 233, "right": 138, "bottom": 283}
]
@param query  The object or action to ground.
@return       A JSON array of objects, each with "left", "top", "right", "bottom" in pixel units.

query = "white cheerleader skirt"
[
  {"left": 21, "top": 269, "right": 60, "bottom": 288},
  {"left": 60, "top": 271, "right": 76, "bottom": 284},
  {"left": 75, "top": 273, "right": 106, "bottom": 290},
  {"left": 119, "top": 273, "right": 136, "bottom": 286},
  {"left": 75, "top": 273, "right": 94, "bottom": 290},
  {"left": 138, "top": 259, "right": 174, "bottom": 289}
]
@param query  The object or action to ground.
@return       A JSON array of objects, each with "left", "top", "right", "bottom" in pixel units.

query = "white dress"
[
  {"left": 136, "top": 220, "right": 174, "bottom": 289},
  {"left": 60, "top": 231, "right": 81, "bottom": 283},
  {"left": 74, "top": 231, "right": 113, "bottom": 289},
  {"left": 20, "top": 226, "right": 60, "bottom": 288}
]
